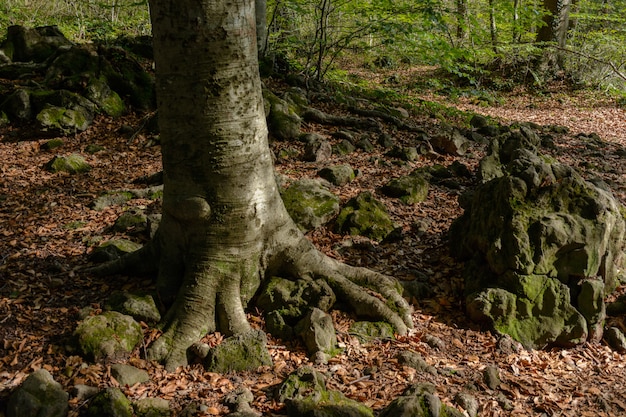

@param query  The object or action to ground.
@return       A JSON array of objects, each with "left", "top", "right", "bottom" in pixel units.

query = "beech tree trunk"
[{"left": 95, "top": 0, "right": 412, "bottom": 371}]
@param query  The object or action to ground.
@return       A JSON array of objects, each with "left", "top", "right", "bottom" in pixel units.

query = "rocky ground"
[{"left": 1, "top": 65, "right": 626, "bottom": 416}]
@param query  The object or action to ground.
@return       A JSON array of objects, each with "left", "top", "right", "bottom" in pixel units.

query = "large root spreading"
[{"left": 89, "top": 227, "right": 413, "bottom": 371}]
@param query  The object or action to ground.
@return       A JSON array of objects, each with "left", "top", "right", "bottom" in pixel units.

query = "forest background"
[{"left": 1, "top": 0, "right": 626, "bottom": 93}]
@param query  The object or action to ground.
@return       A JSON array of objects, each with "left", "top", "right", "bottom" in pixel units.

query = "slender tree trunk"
[
  {"left": 456, "top": 0, "right": 469, "bottom": 43},
  {"left": 537, "top": 0, "right": 572, "bottom": 68},
  {"left": 489, "top": 0, "right": 498, "bottom": 50},
  {"left": 512, "top": 0, "right": 520, "bottom": 43},
  {"left": 94, "top": 0, "right": 412, "bottom": 371}
]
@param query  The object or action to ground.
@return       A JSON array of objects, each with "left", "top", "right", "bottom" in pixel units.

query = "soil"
[{"left": 1, "top": 66, "right": 626, "bottom": 416}]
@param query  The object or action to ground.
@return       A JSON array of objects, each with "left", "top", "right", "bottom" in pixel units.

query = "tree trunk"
[
  {"left": 456, "top": 0, "right": 469, "bottom": 44},
  {"left": 96, "top": 0, "right": 412, "bottom": 371},
  {"left": 256, "top": 0, "right": 267, "bottom": 56}
]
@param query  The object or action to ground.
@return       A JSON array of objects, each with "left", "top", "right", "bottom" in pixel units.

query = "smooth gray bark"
[{"left": 94, "top": 0, "right": 413, "bottom": 371}]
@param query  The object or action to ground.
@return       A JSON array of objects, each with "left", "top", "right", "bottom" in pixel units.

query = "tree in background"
[{"left": 94, "top": 0, "right": 412, "bottom": 370}]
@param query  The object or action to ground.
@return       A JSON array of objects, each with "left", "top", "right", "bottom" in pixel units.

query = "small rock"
[
  {"left": 318, "top": 164, "right": 355, "bottom": 186},
  {"left": 482, "top": 365, "right": 501, "bottom": 390},
  {"left": 44, "top": 153, "right": 91, "bottom": 174},
  {"left": 71, "top": 384, "right": 100, "bottom": 401},
  {"left": 204, "top": 330, "right": 272, "bottom": 373},
  {"left": 133, "top": 397, "right": 170, "bottom": 417},
  {"left": 423, "top": 334, "right": 445, "bottom": 350},
  {"left": 605, "top": 327, "right": 626, "bottom": 353},
  {"left": 396, "top": 351, "right": 437, "bottom": 375},
  {"left": 85, "top": 387, "right": 133, "bottom": 417},
  {"left": 295, "top": 308, "right": 339, "bottom": 357},
  {"left": 110, "top": 364, "right": 149, "bottom": 387},
  {"left": 454, "top": 392, "right": 479, "bottom": 417}
]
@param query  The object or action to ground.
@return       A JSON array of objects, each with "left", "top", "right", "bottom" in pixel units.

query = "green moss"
[
  {"left": 44, "top": 153, "right": 91, "bottom": 174},
  {"left": 204, "top": 330, "right": 272, "bottom": 373},
  {"left": 74, "top": 311, "right": 143, "bottom": 360},
  {"left": 335, "top": 192, "right": 394, "bottom": 241},
  {"left": 86, "top": 387, "right": 133, "bottom": 417}
]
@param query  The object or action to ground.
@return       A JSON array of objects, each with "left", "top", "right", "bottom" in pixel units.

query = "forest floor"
[{"left": 1, "top": 65, "right": 626, "bottom": 417}]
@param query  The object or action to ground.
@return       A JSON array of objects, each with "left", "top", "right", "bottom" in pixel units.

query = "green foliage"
[{"left": 0, "top": 0, "right": 150, "bottom": 42}]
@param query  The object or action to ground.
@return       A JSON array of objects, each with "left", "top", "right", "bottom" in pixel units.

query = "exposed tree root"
[{"left": 88, "top": 220, "right": 413, "bottom": 371}]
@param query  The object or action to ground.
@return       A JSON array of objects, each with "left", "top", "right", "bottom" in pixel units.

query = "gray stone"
[
  {"left": 204, "top": 329, "right": 272, "bottom": 373},
  {"left": 295, "top": 308, "right": 339, "bottom": 357},
  {"left": 483, "top": 365, "right": 501, "bottom": 390},
  {"left": 112, "top": 208, "right": 148, "bottom": 234},
  {"left": 133, "top": 397, "right": 170, "bottom": 417},
  {"left": 89, "top": 239, "right": 142, "bottom": 263},
  {"left": 92, "top": 191, "right": 134, "bottom": 211},
  {"left": 71, "top": 384, "right": 99, "bottom": 401},
  {"left": 605, "top": 327, "right": 626, "bottom": 353},
  {"left": 85, "top": 77, "right": 125, "bottom": 117},
  {"left": 432, "top": 129, "right": 471, "bottom": 156},
  {"left": 278, "top": 367, "right": 373, "bottom": 417},
  {"left": 258, "top": 277, "right": 337, "bottom": 342},
  {"left": 2, "top": 89, "right": 32, "bottom": 120},
  {"left": 379, "top": 383, "right": 463, "bottom": 417},
  {"left": 423, "top": 334, "right": 445, "bottom": 350},
  {"left": 5, "top": 25, "right": 72, "bottom": 63},
  {"left": 74, "top": 311, "right": 143, "bottom": 361},
  {"left": 333, "top": 139, "right": 356, "bottom": 155},
  {"left": 37, "top": 104, "right": 93, "bottom": 132},
  {"left": 318, "top": 164, "right": 355, "bottom": 186},
  {"left": 281, "top": 179, "right": 340, "bottom": 231},
  {"left": 7, "top": 369, "right": 69, "bottom": 417},
  {"left": 224, "top": 387, "right": 257, "bottom": 415},
  {"left": 264, "top": 90, "right": 302, "bottom": 141},
  {"left": 454, "top": 392, "right": 479, "bottom": 417},
  {"left": 450, "top": 132, "right": 626, "bottom": 349},
  {"left": 396, "top": 351, "right": 437, "bottom": 375},
  {"left": 85, "top": 387, "right": 133, "bottom": 417},
  {"left": 303, "top": 138, "right": 332, "bottom": 162},
  {"left": 381, "top": 170, "right": 429, "bottom": 204},
  {"left": 106, "top": 291, "right": 161, "bottom": 324},
  {"left": 110, "top": 364, "right": 149, "bottom": 387}
]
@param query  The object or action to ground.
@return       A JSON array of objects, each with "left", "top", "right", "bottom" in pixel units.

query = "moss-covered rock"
[
  {"left": 92, "top": 191, "right": 135, "bottom": 211},
  {"left": 379, "top": 383, "right": 464, "bottom": 417},
  {"left": 450, "top": 128, "right": 626, "bottom": 348},
  {"left": 6, "top": 369, "right": 69, "bottom": 417},
  {"left": 335, "top": 192, "right": 395, "bottom": 241},
  {"left": 381, "top": 171, "right": 429, "bottom": 204},
  {"left": 278, "top": 366, "right": 374, "bottom": 417},
  {"left": 204, "top": 329, "right": 272, "bottom": 373},
  {"left": 264, "top": 89, "right": 302, "bottom": 141},
  {"left": 85, "top": 387, "right": 133, "bottom": 417},
  {"left": 133, "top": 397, "right": 170, "bottom": 417},
  {"left": 44, "top": 153, "right": 91, "bottom": 174},
  {"left": 112, "top": 208, "right": 148, "bottom": 234},
  {"left": 318, "top": 165, "right": 355, "bottom": 186},
  {"left": 85, "top": 77, "right": 125, "bottom": 117},
  {"left": 110, "top": 364, "right": 150, "bottom": 387},
  {"left": 258, "top": 277, "right": 336, "bottom": 340},
  {"left": 281, "top": 179, "right": 340, "bottom": 232},
  {"left": 106, "top": 291, "right": 161, "bottom": 324},
  {"left": 349, "top": 321, "right": 395, "bottom": 343},
  {"left": 295, "top": 308, "right": 339, "bottom": 358},
  {"left": 37, "top": 104, "right": 92, "bottom": 132},
  {"left": 74, "top": 311, "right": 143, "bottom": 361},
  {"left": 89, "top": 239, "right": 142, "bottom": 263}
]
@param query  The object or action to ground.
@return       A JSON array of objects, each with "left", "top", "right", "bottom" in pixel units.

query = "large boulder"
[
  {"left": 2, "top": 25, "right": 72, "bottom": 63},
  {"left": 450, "top": 128, "right": 626, "bottom": 348}
]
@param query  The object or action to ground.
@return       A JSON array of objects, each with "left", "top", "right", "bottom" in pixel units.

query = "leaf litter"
[{"left": 1, "top": 74, "right": 626, "bottom": 416}]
